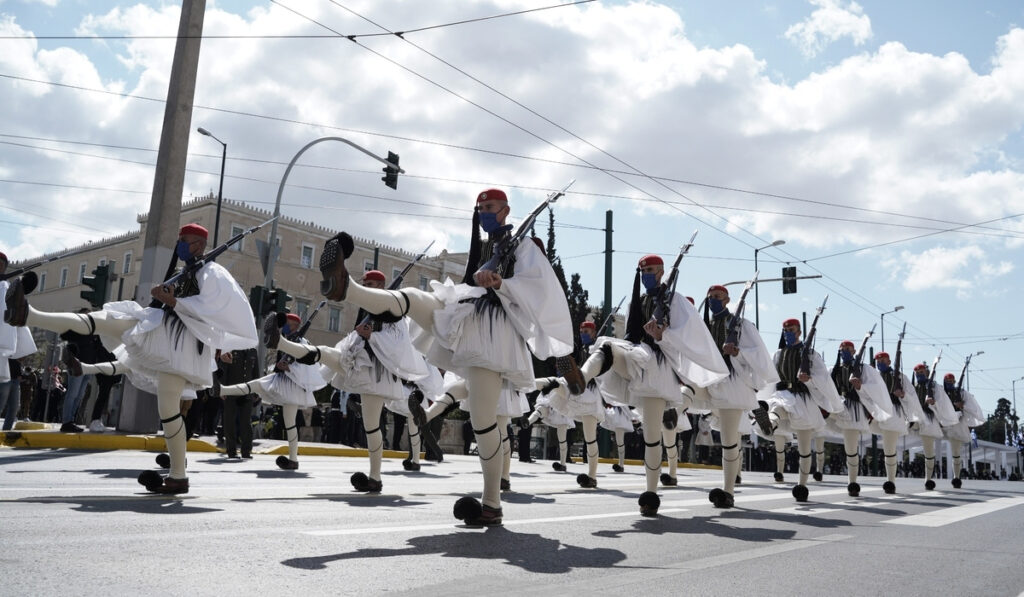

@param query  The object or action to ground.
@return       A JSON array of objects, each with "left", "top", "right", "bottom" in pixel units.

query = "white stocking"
[
  {"left": 79, "top": 361, "right": 126, "bottom": 377},
  {"left": 615, "top": 429, "right": 626, "bottom": 467},
  {"left": 465, "top": 367, "right": 503, "bottom": 509},
  {"left": 882, "top": 431, "right": 899, "bottom": 483},
  {"left": 282, "top": 404, "right": 299, "bottom": 462},
  {"left": 579, "top": 342, "right": 633, "bottom": 383},
  {"left": 345, "top": 281, "right": 443, "bottom": 335},
  {"left": 814, "top": 435, "right": 826, "bottom": 476},
  {"left": 219, "top": 382, "right": 253, "bottom": 397},
  {"left": 774, "top": 435, "right": 788, "bottom": 476},
  {"left": 156, "top": 373, "right": 188, "bottom": 480},
  {"left": 407, "top": 419, "right": 422, "bottom": 464},
  {"left": 796, "top": 429, "right": 814, "bottom": 486},
  {"left": 922, "top": 437, "right": 936, "bottom": 482},
  {"left": 361, "top": 394, "right": 386, "bottom": 482},
  {"left": 582, "top": 415, "right": 599, "bottom": 479},
  {"left": 661, "top": 426, "right": 678, "bottom": 479},
  {"left": 843, "top": 429, "right": 860, "bottom": 484},
  {"left": 950, "top": 440, "right": 962, "bottom": 479},
  {"left": 497, "top": 415, "right": 511, "bottom": 483},
  {"left": 555, "top": 425, "right": 568, "bottom": 464},
  {"left": 425, "top": 390, "right": 459, "bottom": 423},
  {"left": 641, "top": 396, "right": 667, "bottom": 492},
  {"left": 27, "top": 306, "right": 135, "bottom": 337},
  {"left": 719, "top": 409, "right": 742, "bottom": 495}
]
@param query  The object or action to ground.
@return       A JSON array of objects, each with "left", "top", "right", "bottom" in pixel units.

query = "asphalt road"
[{"left": 2, "top": 448, "right": 1023, "bottom": 596}]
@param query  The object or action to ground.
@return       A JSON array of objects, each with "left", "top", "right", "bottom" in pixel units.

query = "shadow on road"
[
  {"left": 282, "top": 526, "right": 629, "bottom": 573},
  {"left": 0, "top": 449, "right": 104, "bottom": 466},
  {"left": 592, "top": 514, "right": 800, "bottom": 542},
  {"left": 16, "top": 495, "right": 221, "bottom": 514}
]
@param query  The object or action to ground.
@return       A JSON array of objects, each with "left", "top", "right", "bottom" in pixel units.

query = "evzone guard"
[
  {"left": 908, "top": 358, "right": 958, "bottom": 490},
  {"left": 269, "top": 269, "right": 436, "bottom": 493},
  {"left": 216, "top": 312, "right": 327, "bottom": 471},
  {"left": 4, "top": 223, "right": 258, "bottom": 493},
  {"left": 0, "top": 251, "right": 38, "bottom": 407},
  {"left": 275, "top": 187, "right": 577, "bottom": 525},
  {"left": 600, "top": 403, "right": 639, "bottom": 473},
  {"left": 824, "top": 335, "right": 894, "bottom": 497},
  {"left": 524, "top": 382, "right": 577, "bottom": 472},
  {"left": 692, "top": 282, "right": 778, "bottom": 508},
  {"left": 756, "top": 312, "right": 844, "bottom": 502},
  {"left": 530, "top": 319, "right": 608, "bottom": 488},
  {"left": 566, "top": 251, "right": 728, "bottom": 516},
  {"left": 940, "top": 365, "right": 984, "bottom": 489},
  {"left": 870, "top": 345, "right": 918, "bottom": 494}
]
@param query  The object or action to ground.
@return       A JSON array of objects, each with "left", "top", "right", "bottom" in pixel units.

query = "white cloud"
[
  {"left": 884, "top": 245, "right": 1015, "bottom": 298},
  {"left": 784, "top": 0, "right": 873, "bottom": 58}
]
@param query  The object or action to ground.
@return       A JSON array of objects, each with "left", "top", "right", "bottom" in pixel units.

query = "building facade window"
[
  {"left": 123, "top": 252, "right": 132, "bottom": 274},
  {"left": 39, "top": 272, "right": 46, "bottom": 292},
  {"left": 60, "top": 267, "right": 68, "bottom": 288},
  {"left": 296, "top": 299, "right": 310, "bottom": 321},
  {"left": 230, "top": 225, "right": 244, "bottom": 251},
  {"left": 419, "top": 275, "right": 429, "bottom": 291},
  {"left": 363, "top": 260, "right": 374, "bottom": 273},
  {"left": 392, "top": 267, "right": 402, "bottom": 285},
  {"left": 78, "top": 262, "right": 88, "bottom": 283},
  {"left": 301, "top": 243, "right": 315, "bottom": 269},
  {"left": 328, "top": 307, "right": 341, "bottom": 332},
  {"left": 98, "top": 257, "right": 107, "bottom": 266}
]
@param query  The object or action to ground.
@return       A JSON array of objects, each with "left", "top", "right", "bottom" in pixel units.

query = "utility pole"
[
  {"left": 602, "top": 210, "right": 613, "bottom": 335},
  {"left": 136, "top": 0, "right": 206, "bottom": 302},
  {"left": 121, "top": 0, "right": 205, "bottom": 433}
]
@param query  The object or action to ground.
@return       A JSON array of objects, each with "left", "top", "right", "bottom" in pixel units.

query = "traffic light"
[
  {"left": 80, "top": 264, "right": 110, "bottom": 308},
  {"left": 782, "top": 266, "right": 797, "bottom": 295},
  {"left": 248, "top": 285, "right": 273, "bottom": 317},
  {"left": 381, "top": 151, "right": 399, "bottom": 190},
  {"left": 270, "top": 288, "right": 292, "bottom": 314}
]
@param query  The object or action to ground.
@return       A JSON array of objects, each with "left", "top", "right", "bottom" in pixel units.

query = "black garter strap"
[
  {"left": 160, "top": 413, "right": 183, "bottom": 424},
  {"left": 799, "top": 452, "right": 811, "bottom": 459},
  {"left": 775, "top": 448, "right": 786, "bottom": 454},
  {"left": 884, "top": 452, "right": 897, "bottom": 458},
  {"left": 474, "top": 423, "right": 498, "bottom": 436},
  {"left": 160, "top": 413, "right": 184, "bottom": 439},
  {"left": 586, "top": 438, "right": 598, "bottom": 445},
  {"left": 924, "top": 456, "right": 935, "bottom": 461},
  {"left": 722, "top": 443, "right": 738, "bottom": 450},
  {"left": 645, "top": 439, "right": 661, "bottom": 447},
  {"left": 284, "top": 424, "right": 297, "bottom": 431},
  {"left": 845, "top": 451, "right": 859, "bottom": 458},
  {"left": 408, "top": 430, "right": 420, "bottom": 438},
  {"left": 365, "top": 426, "right": 381, "bottom": 435}
]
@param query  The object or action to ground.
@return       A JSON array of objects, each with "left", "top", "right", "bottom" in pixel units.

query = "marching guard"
[
  {"left": 908, "top": 360, "right": 958, "bottom": 490},
  {"left": 870, "top": 349, "right": 917, "bottom": 493},
  {"left": 940, "top": 370, "right": 984, "bottom": 488}
]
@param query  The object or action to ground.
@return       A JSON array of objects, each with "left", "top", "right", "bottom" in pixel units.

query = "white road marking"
[{"left": 884, "top": 496, "right": 1024, "bottom": 527}]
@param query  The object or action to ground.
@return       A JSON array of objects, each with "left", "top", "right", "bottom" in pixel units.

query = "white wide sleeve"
[
  {"left": 858, "top": 365, "right": 893, "bottom": 422},
  {"left": 733, "top": 317, "right": 780, "bottom": 389},
  {"left": 656, "top": 293, "right": 728, "bottom": 387},
  {"left": 494, "top": 240, "right": 573, "bottom": 360},
  {"left": 173, "top": 262, "right": 258, "bottom": 351},
  {"left": 806, "top": 351, "right": 844, "bottom": 412},
  {"left": 961, "top": 390, "right": 985, "bottom": 427},
  {"left": 930, "top": 383, "right": 960, "bottom": 426}
]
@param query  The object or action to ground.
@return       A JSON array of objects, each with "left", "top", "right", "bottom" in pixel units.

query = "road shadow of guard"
[
  {"left": 16, "top": 495, "right": 221, "bottom": 515},
  {"left": 591, "top": 507, "right": 852, "bottom": 542},
  {"left": 282, "top": 527, "right": 628, "bottom": 574}
]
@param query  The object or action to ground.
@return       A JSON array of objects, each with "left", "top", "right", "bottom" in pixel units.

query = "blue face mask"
[
  {"left": 916, "top": 372, "right": 928, "bottom": 384},
  {"left": 641, "top": 273, "right": 658, "bottom": 292},
  {"left": 876, "top": 361, "right": 890, "bottom": 373},
  {"left": 479, "top": 211, "right": 501, "bottom": 234},
  {"left": 708, "top": 297, "right": 725, "bottom": 315},
  {"left": 580, "top": 332, "right": 593, "bottom": 346},
  {"left": 783, "top": 331, "right": 798, "bottom": 347},
  {"left": 282, "top": 324, "right": 292, "bottom": 337},
  {"left": 175, "top": 239, "right": 194, "bottom": 261},
  {"left": 840, "top": 350, "right": 854, "bottom": 364},
  {"left": 944, "top": 381, "right": 955, "bottom": 392}
]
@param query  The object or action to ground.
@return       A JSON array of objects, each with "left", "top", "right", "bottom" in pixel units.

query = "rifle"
[
  {"left": 357, "top": 240, "right": 434, "bottom": 328},
  {"left": 798, "top": 294, "right": 829, "bottom": 377},
  {"left": 925, "top": 350, "right": 943, "bottom": 400},
  {"left": 597, "top": 295, "right": 626, "bottom": 337},
  {"left": 849, "top": 323, "right": 877, "bottom": 380},
  {"left": 952, "top": 354, "right": 971, "bottom": 410},
  {"left": 723, "top": 271, "right": 758, "bottom": 347},
  {"left": 278, "top": 300, "right": 326, "bottom": 367},
  {"left": 892, "top": 322, "right": 906, "bottom": 394},
  {"left": 0, "top": 245, "right": 93, "bottom": 282},
  {"left": 163, "top": 216, "right": 278, "bottom": 288},
  {"left": 652, "top": 229, "right": 699, "bottom": 327},
  {"left": 477, "top": 180, "right": 575, "bottom": 277}
]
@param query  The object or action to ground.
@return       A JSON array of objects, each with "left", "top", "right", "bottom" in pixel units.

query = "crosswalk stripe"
[{"left": 883, "top": 495, "right": 1024, "bottom": 527}]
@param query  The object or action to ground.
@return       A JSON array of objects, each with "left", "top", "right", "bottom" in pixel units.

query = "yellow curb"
[{"left": 12, "top": 421, "right": 48, "bottom": 431}]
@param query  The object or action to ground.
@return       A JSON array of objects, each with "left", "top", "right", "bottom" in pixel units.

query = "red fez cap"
[
  {"left": 580, "top": 321, "right": 596, "bottom": 330},
  {"left": 363, "top": 270, "right": 386, "bottom": 283},
  {"left": 285, "top": 313, "right": 301, "bottom": 325},
  {"left": 783, "top": 318, "right": 800, "bottom": 328},
  {"left": 840, "top": 340, "right": 855, "bottom": 348},
  {"left": 0, "top": 251, "right": 7, "bottom": 263},
  {"left": 873, "top": 351, "right": 890, "bottom": 361},
  {"left": 913, "top": 363, "right": 928, "bottom": 371},
  {"left": 707, "top": 284, "right": 728, "bottom": 296},
  {"left": 476, "top": 189, "right": 507, "bottom": 203},
  {"left": 179, "top": 223, "right": 208, "bottom": 239},
  {"left": 638, "top": 254, "right": 663, "bottom": 268},
  {"left": 686, "top": 296, "right": 695, "bottom": 305},
  {"left": 944, "top": 373, "right": 956, "bottom": 381}
]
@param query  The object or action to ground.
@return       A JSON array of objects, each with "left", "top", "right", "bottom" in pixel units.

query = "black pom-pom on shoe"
[
  {"left": 552, "top": 462, "right": 566, "bottom": 472},
  {"left": 453, "top": 496, "right": 482, "bottom": 522},
  {"left": 925, "top": 479, "right": 935, "bottom": 491},
  {"left": 882, "top": 481, "right": 896, "bottom": 494},
  {"left": 709, "top": 488, "right": 734, "bottom": 508},
  {"left": 576, "top": 473, "right": 598, "bottom": 488},
  {"left": 792, "top": 484, "right": 809, "bottom": 502},
  {"left": 138, "top": 469, "right": 163, "bottom": 491},
  {"left": 951, "top": 478, "right": 962, "bottom": 489},
  {"left": 638, "top": 491, "right": 660, "bottom": 517},
  {"left": 812, "top": 471, "right": 823, "bottom": 482},
  {"left": 612, "top": 464, "right": 624, "bottom": 473},
  {"left": 774, "top": 472, "right": 784, "bottom": 483},
  {"left": 155, "top": 453, "right": 170, "bottom": 469},
  {"left": 276, "top": 455, "right": 299, "bottom": 470},
  {"left": 847, "top": 482, "right": 860, "bottom": 497}
]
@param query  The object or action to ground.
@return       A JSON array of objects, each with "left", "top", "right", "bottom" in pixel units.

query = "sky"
[{"left": 1, "top": 0, "right": 1023, "bottom": 417}]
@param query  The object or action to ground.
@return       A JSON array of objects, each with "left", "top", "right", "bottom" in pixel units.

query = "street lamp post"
[
  {"left": 879, "top": 305, "right": 904, "bottom": 352},
  {"left": 754, "top": 239, "right": 785, "bottom": 330},
  {"left": 965, "top": 350, "right": 984, "bottom": 391},
  {"left": 197, "top": 127, "right": 226, "bottom": 246}
]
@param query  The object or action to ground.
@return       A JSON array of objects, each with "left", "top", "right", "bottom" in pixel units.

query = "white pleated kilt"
[
  {"left": 700, "top": 373, "right": 759, "bottom": 410},
  {"left": 763, "top": 389, "right": 826, "bottom": 433},
  {"left": 105, "top": 303, "right": 215, "bottom": 398},
  {"left": 430, "top": 291, "right": 535, "bottom": 392},
  {"left": 325, "top": 340, "right": 406, "bottom": 401},
  {"left": 252, "top": 372, "right": 317, "bottom": 408},
  {"left": 942, "top": 418, "right": 971, "bottom": 443},
  {"left": 870, "top": 402, "right": 910, "bottom": 434},
  {"left": 459, "top": 384, "right": 530, "bottom": 418},
  {"left": 547, "top": 384, "right": 605, "bottom": 423},
  {"left": 910, "top": 415, "right": 945, "bottom": 439},
  {"left": 592, "top": 338, "right": 687, "bottom": 407},
  {"left": 600, "top": 406, "right": 636, "bottom": 433},
  {"left": 533, "top": 399, "right": 574, "bottom": 427},
  {"left": 826, "top": 402, "right": 871, "bottom": 433}
]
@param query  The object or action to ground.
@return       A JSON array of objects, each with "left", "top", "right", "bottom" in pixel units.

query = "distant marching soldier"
[
  {"left": 940, "top": 370, "right": 984, "bottom": 489},
  {"left": 870, "top": 350, "right": 917, "bottom": 493},
  {"left": 909, "top": 360, "right": 958, "bottom": 490}
]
